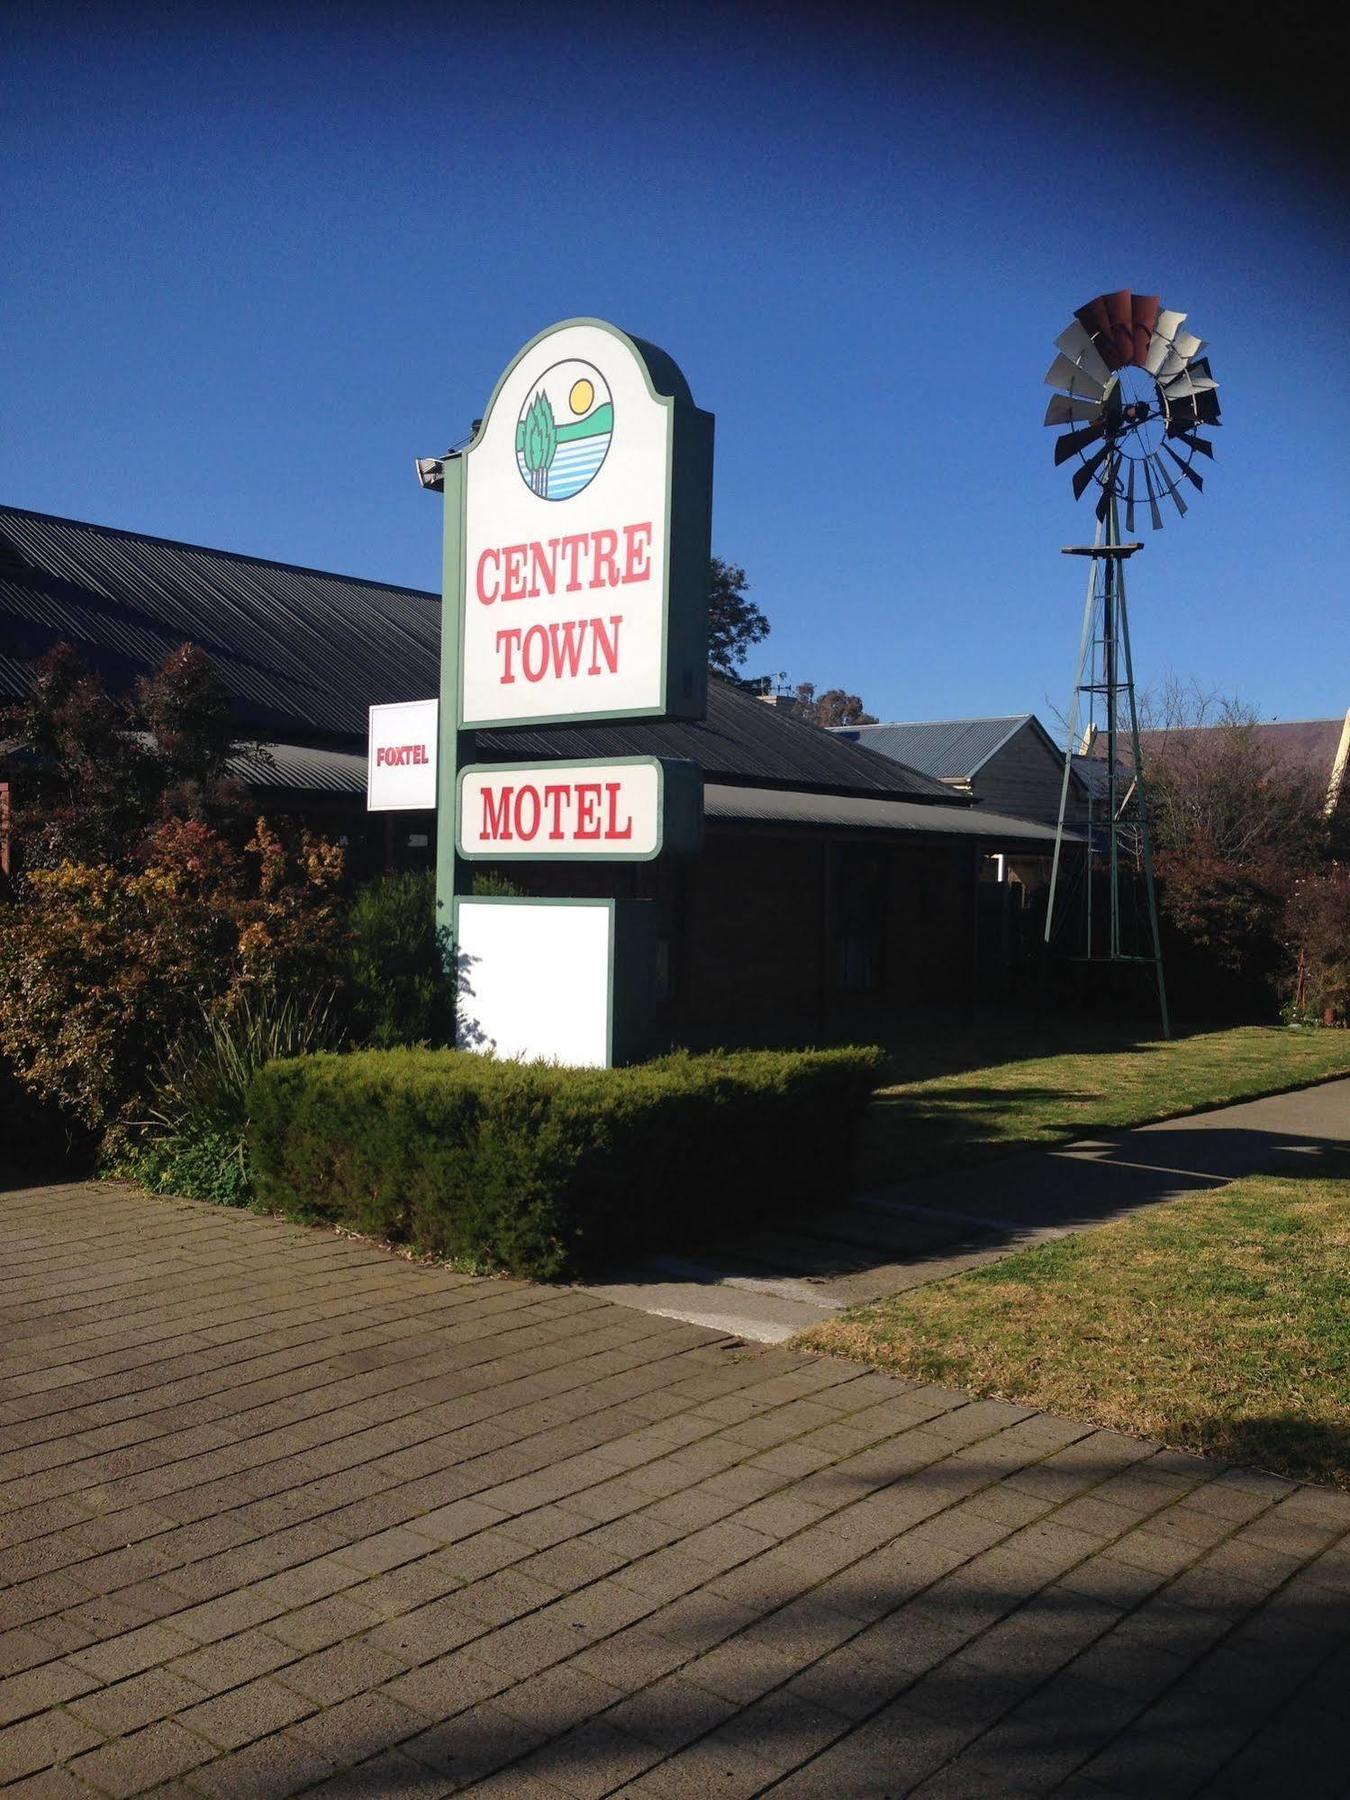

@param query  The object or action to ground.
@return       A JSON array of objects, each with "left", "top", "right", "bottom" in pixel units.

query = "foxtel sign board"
[
  {"left": 458, "top": 756, "right": 703, "bottom": 863},
  {"left": 453, "top": 319, "right": 714, "bottom": 729}
]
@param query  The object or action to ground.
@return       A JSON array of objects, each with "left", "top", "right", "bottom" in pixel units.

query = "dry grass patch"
[{"left": 799, "top": 1155, "right": 1350, "bottom": 1489}]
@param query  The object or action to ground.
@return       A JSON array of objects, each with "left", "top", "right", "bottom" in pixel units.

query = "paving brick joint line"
[{"left": 1, "top": 1178, "right": 1348, "bottom": 1798}]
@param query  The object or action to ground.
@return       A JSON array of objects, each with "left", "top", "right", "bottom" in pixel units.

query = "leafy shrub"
[
  {"left": 107, "top": 1129, "right": 253, "bottom": 1207},
  {"left": 348, "top": 871, "right": 453, "bottom": 1049},
  {"left": 0, "top": 817, "right": 346, "bottom": 1135},
  {"left": 1283, "top": 865, "right": 1350, "bottom": 1026},
  {"left": 248, "top": 1044, "right": 885, "bottom": 1279}
]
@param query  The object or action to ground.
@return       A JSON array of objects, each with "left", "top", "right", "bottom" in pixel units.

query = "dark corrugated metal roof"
[
  {"left": 0, "top": 507, "right": 441, "bottom": 740},
  {"left": 478, "top": 681, "right": 954, "bottom": 800},
  {"left": 0, "top": 504, "right": 956, "bottom": 805},
  {"left": 239, "top": 743, "right": 1068, "bottom": 844},
  {"left": 226, "top": 742, "right": 368, "bottom": 793},
  {"left": 708, "top": 785, "right": 1068, "bottom": 843},
  {"left": 829, "top": 716, "right": 1033, "bottom": 779}
]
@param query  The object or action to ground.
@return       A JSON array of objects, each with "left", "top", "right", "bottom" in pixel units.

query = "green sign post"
[{"left": 432, "top": 319, "right": 714, "bottom": 1065}]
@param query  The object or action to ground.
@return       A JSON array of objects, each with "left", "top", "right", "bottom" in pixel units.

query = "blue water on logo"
[{"left": 517, "top": 432, "right": 611, "bottom": 501}]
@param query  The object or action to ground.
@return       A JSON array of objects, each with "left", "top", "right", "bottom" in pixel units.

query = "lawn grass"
[
  {"left": 799, "top": 1153, "right": 1350, "bottom": 1489},
  {"left": 859, "top": 1023, "right": 1350, "bottom": 1188}
]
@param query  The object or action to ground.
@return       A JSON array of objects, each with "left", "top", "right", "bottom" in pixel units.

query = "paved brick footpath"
[{"left": 2, "top": 1178, "right": 1348, "bottom": 1798}]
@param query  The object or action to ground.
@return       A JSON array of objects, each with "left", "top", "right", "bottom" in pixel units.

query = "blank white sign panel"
[{"left": 456, "top": 900, "right": 612, "bottom": 1067}]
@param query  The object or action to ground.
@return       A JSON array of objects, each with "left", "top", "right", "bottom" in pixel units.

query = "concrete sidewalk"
[
  {"left": 2, "top": 1174, "right": 1348, "bottom": 1797},
  {"left": 585, "top": 1077, "right": 1350, "bottom": 1342}
]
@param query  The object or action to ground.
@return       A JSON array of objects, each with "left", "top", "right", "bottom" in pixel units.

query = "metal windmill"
[{"left": 1042, "top": 289, "right": 1223, "bottom": 1037}]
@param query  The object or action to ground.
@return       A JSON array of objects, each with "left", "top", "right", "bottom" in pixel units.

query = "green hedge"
[{"left": 247, "top": 1045, "right": 884, "bottom": 1280}]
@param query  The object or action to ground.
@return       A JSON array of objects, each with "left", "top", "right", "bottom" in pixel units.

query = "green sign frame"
[
  {"left": 455, "top": 755, "right": 703, "bottom": 863},
  {"left": 448, "top": 317, "right": 714, "bottom": 732},
  {"left": 451, "top": 895, "right": 657, "bottom": 1066}
]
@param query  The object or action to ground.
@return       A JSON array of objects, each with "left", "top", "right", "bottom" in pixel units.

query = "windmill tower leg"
[
  {"left": 1045, "top": 518, "right": 1102, "bottom": 948},
  {"left": 1111, "top": 509, "right": 1171, "bottom": 1038},
  {"left": 1046, "top": 509, "right": 1170, "bottom": 1039}
]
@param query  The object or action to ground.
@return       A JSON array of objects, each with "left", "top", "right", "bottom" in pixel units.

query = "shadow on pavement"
[
  {"left": 595, "top": 1121, "right": 1350, "bottom": 1299},
  {"left": 189, "top": 1443, "right": 1350, "bottom": 1798}
]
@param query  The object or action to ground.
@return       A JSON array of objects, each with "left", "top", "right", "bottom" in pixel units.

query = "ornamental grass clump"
[{"left": 112, "top": 985, "right": 343, "bottom": 1204}]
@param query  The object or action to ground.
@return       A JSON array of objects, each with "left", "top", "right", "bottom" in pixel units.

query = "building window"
[{"left": 834, "top": 845, "right": 886, "bottom": 992}]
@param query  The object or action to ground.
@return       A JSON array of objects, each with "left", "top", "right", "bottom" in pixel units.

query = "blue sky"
[{"left": 5, "top": 3, "right": 1348, "bottom": 726}]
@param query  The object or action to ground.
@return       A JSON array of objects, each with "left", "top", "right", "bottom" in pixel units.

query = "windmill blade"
[
  {"left": 1096, "top": 485, "right": 1111, "bottom": 523},
  {"left": 1156, "top": 457, "right": 1188, "bottom": 518},
  {"left": 1130, "top": 293, "right": 1161, "bottom": 365},
  {"left": 1164, "top": 373, "right": 1218, "bottom": 395},
  {"left": 1143, "top": 308, "right": 1187, "bottom": 372},
  {"left": 1044, "top": 393, "right": 1103, "bottom": 426},
  {"left": 1170, "top": 355, "right": 1218, "bottom": 393},
  {"left": 1125, "top": 460, "right": 1138, "bottom": 533},
  {"left": 1156, "top": 346, "right": 1192, "bottom": 381},
  {"left": 1142, "top": 458, "right": 1164, "bottom": 530},
  {"left": 1163, "top": 395, "right": 1201, "bottom": 432},
  {"left": 1104, "top": 290, "right": 1138, "bottom": 366},
  {"left": 1166, "top": 392, "right": 1224, "bottom": 430},
  {"left": 1054, "top": 321, "right": 1112, "bottom": 387},
  {"left": 1071, "top": 443, "right": 1111, "bottom": 500},
  {"left": 1054, "top": 419, "right": 1107, "bottom": 465},
  {"left": 1074, "top": 293, "right": 1120, "bottom": 368},
  {"left": 1160, "top": 354, "right": 1218, "bottom": 396},
  {"left": 1172, "top": 328, "right": 1204, "bottom": 360},
  {"left": 1162, "top": 443, "right": 1205, "bottom": 491},
  {"left": 1044, "top": 353, "right": 1107, "bottom": 399},
  {"left": 1169, "top": 430, "right": 1215, "bottom": 458}
]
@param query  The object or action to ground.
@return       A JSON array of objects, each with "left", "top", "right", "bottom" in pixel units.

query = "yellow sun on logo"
[{"left": 568, "top": 378, "right": 594, "bottom": 416}]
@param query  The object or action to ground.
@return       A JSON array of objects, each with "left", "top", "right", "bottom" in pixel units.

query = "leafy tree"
[
  {"left": 789, "top": 682, "right": 878, "bottom": 728},
  {"left": 1140, "top": 681, "right": 1328, "bottom": 869},
  {"left": 522, "top": 389, "right": 558, "bottom": 497},
  {"left": 707, "top": 558, "right": 770, "bottom": 677},
  {"left": 1130, "top": 679, "right": 1333, "bottom": 1014},
  {"left": 0, "top": 642, "right": 261, "bottom": 872}
]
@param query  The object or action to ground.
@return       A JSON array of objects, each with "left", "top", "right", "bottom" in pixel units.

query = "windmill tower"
[{"left": 1042, "top": 290, "right": 1223, "bottom": 1037}]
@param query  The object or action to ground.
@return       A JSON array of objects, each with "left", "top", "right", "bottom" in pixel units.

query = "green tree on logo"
[{"left": 522, "top": 389, "right": 558, "bottom": 497}]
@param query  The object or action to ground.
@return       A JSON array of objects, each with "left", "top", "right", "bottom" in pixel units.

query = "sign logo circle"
[{"left": 516, "top": 359, "right": 613, "bottom": 501}]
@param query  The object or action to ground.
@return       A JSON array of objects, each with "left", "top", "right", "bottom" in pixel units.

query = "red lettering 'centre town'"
[{"left": 474, "top": 522, "right": 653, "bottom": 688}]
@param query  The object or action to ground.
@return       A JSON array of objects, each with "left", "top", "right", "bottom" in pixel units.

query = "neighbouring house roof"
[
  {"left": 1111, "top": 719, "right": 1346, "bottom": 771},
  {"left": 1087, "top": 715, "right": 1350, "bottom": 812},
  {"left": 232, "top": 742, "right": 1073, "bottom": 848},
  {"left": 829, "top": 716, "right": 1030, "bottom": 778},
  {"left": 0, "top": 504, "right": 956, "bottom": 806},
  {"left": 1070, "top": 752, "right": 1118, "bottom": 801},
  {"left": 829, "top": 714, "right": 1079, "bottom": 788}
]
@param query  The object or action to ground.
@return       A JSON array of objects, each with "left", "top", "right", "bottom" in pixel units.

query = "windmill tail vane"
[{"left": 1043, "top": 289, "right": 1221, "bottom": 528}]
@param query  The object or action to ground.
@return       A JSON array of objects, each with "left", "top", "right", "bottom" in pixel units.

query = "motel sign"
[{"left": 369, "top": 320, "right": 713, "bottom": 1064}]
